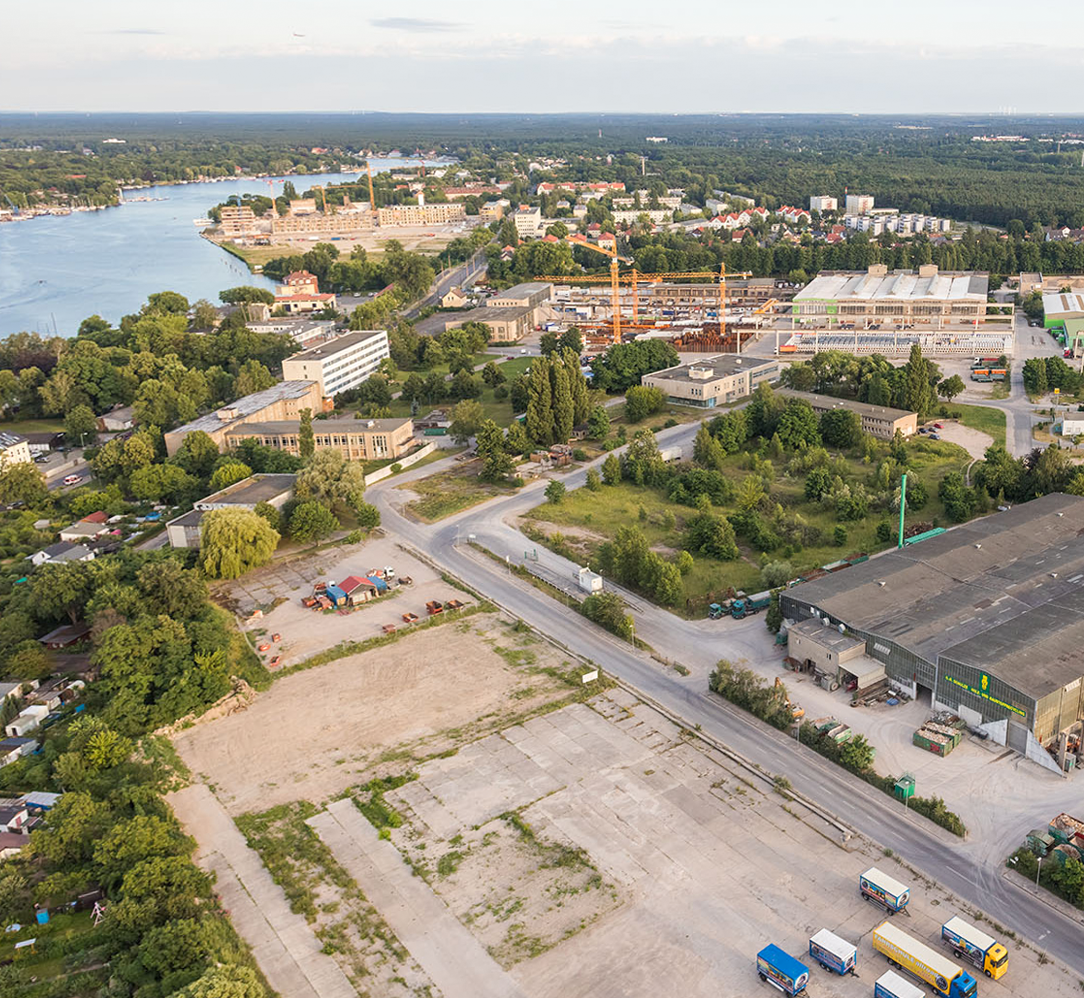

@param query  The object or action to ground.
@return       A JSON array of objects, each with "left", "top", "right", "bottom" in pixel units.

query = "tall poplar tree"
[{"left": 525, "top": 356, "right": 553, "bottom": 445}]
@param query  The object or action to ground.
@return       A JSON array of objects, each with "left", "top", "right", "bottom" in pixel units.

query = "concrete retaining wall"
[{"left": 364, "top": 441, "right": 436, "bottom": 486}]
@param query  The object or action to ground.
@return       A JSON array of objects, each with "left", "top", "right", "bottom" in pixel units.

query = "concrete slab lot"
[{"left": 313, "top": 690, "right": 1079, "bottom": 998}]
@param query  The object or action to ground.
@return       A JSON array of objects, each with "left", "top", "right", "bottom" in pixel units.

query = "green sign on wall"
[{"left": 945, "top": 674, "right": 1026, "bottom": 717}]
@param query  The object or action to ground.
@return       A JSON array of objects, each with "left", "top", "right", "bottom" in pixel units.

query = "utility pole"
[{"left": 898, "top": 473, "right": 908, "bottom": 548}]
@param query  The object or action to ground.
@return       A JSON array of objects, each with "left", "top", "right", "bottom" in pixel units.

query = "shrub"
[{"left": 708, "top": 660, "right": 794, "bottom": 730}]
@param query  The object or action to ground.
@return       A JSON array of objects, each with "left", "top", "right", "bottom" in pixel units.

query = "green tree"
[
  {"left": 233, "top": 359, "right": 276, "bottom": 397},
  {"left": 545, "top": 480, "right": 566, "bottom": 504},
  {"left": 64, "top": 404, "right": 98, "bottom": 446},
  {"left": 551, "top": 360, "right": 574, "bottom": 443},
  {"left": 622, "top": 429, "right": 665, "bottom": 486},
  {"left": 298, "top": 408, "right": 315, "bottom": 460},
  {"left": 481, "top": 361, "right": 506, "bottom": 387},
  {"left": 585, "top": 468, "right": 602, "bottom": 492},
  {"left": 677, "top": 550, "right": 694, "bottom": 575},
  {"left": 129, "top": 464, "right": 198, "bottom": 504},
  {"left": 174, "top": 431, "right": 220, "bottom": 479},
  {"left": 170, "top": 965, "right": 269, "bottom": 998},
  {"left": 693, "top": 424, "right": 725, "bottom": 470},
  {"left": 208, "top": 461, "right": 252, "bottom": 493},
  {"left": 449, "top": 398, "right": 485, "bottom": 444},
  {"left": 819, "top": 409, "right": 862, "bottom": 449},
  {"left": 354, "top": 501, "right": 381, "bottom": 531},
  {"left": 903, "top": 343, "right": 936, "bottom": 420},
  {"left": 505, "top": 420, "right": 530, "bottom": 456},
  {"left": 200, "top": 509, "right": 279, "bottom": 579},
  {"left": 525, "top": 355, "right": 553, "bottom": 445},
  {"left": 289, "top": 500, "right": 339, "bottom": 542},
  {"left": 776, "top": 399, "right": 821, "bottom": 450},
  {"left": 937, "top": 374, "right": 965, "bottom": 402},
  {"left": 587, "top": 405, "right": 610, "bottom": 439},
  {"left": 581, "top": 591, "right": 633, "bottom": 640},
  {"left": 624, "top": 385, "right": 665, "bottom": 422},
  {"left": 449, "top": 368, "right": 482, "bottom": 400},
  {"left": 765, "top": 592, "right": 784, "bottom": 634},
  {"left": 804, "top": 467, "right": 832, "bottom": 501},
  {"left": 295, "top": 449, "right": 366, "bottom": 509},
  {"left": 601, "top": 453, "right": 622, "bottom": 485},
  {"left": 0, "top": 461, "right": 48, "bottom": 506},
  {"left": 476, "top": 419, "right": 514, "bottom": 482},
  {"left": 834, "top": 524, "right": 848, "bottom": 546}
]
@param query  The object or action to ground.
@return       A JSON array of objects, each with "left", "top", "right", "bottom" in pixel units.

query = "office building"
[
  {"left": 513, "top": 205, "right": 544, "bottom": 239},
  {"left": 641, "top": 355, "right": 780, "bottom": 408},
  {"left": 164, "top": 380, "right": 323, "bottom": 456},
  {"left": 280, "top": 330, "right": 390, "bottom": 399},
  {"left": 437, "top": 306, "right": 532, "bottom": 343}
]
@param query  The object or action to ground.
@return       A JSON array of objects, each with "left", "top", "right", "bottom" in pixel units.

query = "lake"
[{"left": 0, "top": 159, "right": 451, "bottom": 337}]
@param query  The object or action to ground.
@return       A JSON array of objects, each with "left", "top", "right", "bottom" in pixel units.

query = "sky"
[{"left": 6, "top": 0, "right": 1084, "bottom": 114}]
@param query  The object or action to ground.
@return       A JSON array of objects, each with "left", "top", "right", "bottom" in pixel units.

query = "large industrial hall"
[{"left": 780, "top": 494, "right": 1084, "bottom": 774}]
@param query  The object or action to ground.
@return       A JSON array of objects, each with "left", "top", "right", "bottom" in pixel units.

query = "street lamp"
[{"left": 1036, "top": 855, "right": 1042, "bottom": 887}]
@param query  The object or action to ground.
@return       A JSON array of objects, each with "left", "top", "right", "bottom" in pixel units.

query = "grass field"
[
  {"left": 399, "top": 460, "right": 520, "bottom": 521},
  {"left": 953, "top": 403, "right": 1007, "bottom": 448},
  {"left": 0, "top": 418, "right": 64, "bottom": 435},
  {"left": 525, "top": 434, "right": 976, "bottom": 616}
]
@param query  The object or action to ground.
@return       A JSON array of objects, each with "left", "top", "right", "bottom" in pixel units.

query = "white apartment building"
[
  {"left": 845, "top": 194, "right": 875, "bottom": 215},
  {"left": 280, "top": 330, "right": 390, "bottom": 399},
  {"left": 0, "top": 433, "right": 31, "bottom": 471},
  {"left": 513, "top": 205, "right": 543, "bottom": 239},
  {"left": 810, "top": 196, "right": 838, "bottom": 212},
  {"left": 613, "top": 208, "right": 671, "bottom": 225}
]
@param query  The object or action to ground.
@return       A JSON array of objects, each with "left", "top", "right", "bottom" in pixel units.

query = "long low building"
[
  {"left": 437, "top": 306, "right": 532, "bottom": 343},
  {"left": 778, "top": 389, "right": 917, "bottom": 440},
  {"left": 164, "top": 381, "right": 323, "bottom": 456},
  {"left": 793, "top": 264, "right": 989, "bottom": 327},
  {"left": 780, "top": 493, "right": 1084, "bottom": 772},
  {"left": 224, "top": 416, "right": 414, "bottom": 462},
  {"left": 641, "top": 355, "right": 779, "bottom": 408}
]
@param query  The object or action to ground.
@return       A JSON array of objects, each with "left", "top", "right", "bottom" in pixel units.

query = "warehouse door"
[{"left": 1006, "top": 716, "right": 1028, "bottom": 754}]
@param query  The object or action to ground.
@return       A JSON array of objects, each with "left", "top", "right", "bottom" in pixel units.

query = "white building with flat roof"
[
  {"left": 810, "top": 196, "right": 838, "bottom": 212},
  {"left": 845, "top": 194, "right": 875, "bottom": 215},
  {"left": 513, "top": 205, "right": 543, "bottom": 239},
  {"left": 280, "top": 330, "right": 390, "bottom": 399}
]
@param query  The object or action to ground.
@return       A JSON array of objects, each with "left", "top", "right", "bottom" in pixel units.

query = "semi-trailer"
[
  {"left": 872, "top": 921, "right": 977, "bottom": 998},
  {"left": 941, "top": 916, "right": 1008, "bottom": 980},
  {"left": 732, "top": 590, "right": 773, "bottom": 618},
  {"left": 808, "top": 928, "right": 856, "bottom": 975},
  {"left": 756, "top": 944, "right": 810, "bottom": 995},
  {"left": 860, "top": 866, "right": 911, "bottom": 914}
]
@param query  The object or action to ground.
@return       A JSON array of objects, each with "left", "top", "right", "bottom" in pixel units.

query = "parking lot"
[{"left": 313, "top": 689, "right": 1080, "bottom": 998}]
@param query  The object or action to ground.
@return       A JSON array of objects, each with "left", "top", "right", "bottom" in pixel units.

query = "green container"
[{"left": 894, "top": 775, "right": 915, "bottom": 800}]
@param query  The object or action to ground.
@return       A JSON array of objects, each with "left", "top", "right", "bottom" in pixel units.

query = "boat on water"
[{"left": 192, "top": 218, "right": 212, "bottom": 226}]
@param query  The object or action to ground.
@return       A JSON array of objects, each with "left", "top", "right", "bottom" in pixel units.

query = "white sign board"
[{"left": 582, "top": 670, "right": 599, "bottom": 684}]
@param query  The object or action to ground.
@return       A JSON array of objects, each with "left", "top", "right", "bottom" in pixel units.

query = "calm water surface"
[{"left": 0, "top": 159, "right": 448, "bottom": 336}]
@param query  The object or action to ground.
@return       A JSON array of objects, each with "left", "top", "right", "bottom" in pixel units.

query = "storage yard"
[{"left": 308, "top": 688, "right": 1079, "bottom": 998}]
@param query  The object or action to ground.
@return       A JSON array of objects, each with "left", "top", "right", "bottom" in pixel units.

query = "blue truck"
[
  {"left": 808, "top": 928, "right": 857, "bottom": 975},
  {"left": 756, "top": 944, "right": 810, "bottom": 996}
]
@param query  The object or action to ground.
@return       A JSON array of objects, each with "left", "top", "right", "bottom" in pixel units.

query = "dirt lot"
[
  {"left": 928, "top": 421, "right": 993, "bottom": 460},
  {"left": 220, "top": 537, "right": 465, "bottom": 669},
  {"left": 173, "top": 611, "right": 585, "bottom": 816},
  {"left": 313, "top": 690, "right": 1081, "bottom": 998}
]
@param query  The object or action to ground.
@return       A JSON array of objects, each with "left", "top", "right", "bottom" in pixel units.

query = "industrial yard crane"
[{"left": 557, "top": 239, "right": 634, "bottom": 344}]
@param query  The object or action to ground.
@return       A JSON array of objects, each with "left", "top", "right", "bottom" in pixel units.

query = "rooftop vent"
[{"left": 688, "top": 365, "right": 713, "bottom": 380}]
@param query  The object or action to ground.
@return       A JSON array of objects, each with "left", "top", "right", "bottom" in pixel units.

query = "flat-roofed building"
[
  {"left": 513, "top": 205, "right": 543, "bottom": 239},
  {"left": 377, "top": 203, "right": 466, "bottom": 226},
  {"left": 224, "top": 416, "right": 414, "bottom": 462},
  {"left": 778, "top": 389, "right": 917, "bottom": 440},
  {"left": 641, "top": 355, "right": 779, "bottom": 408},
  {"left": 793, "top": 265, "right": 989, "bottom": 327},
  {"left": 281, "top": 330, "right": 390, "bottom": 399},
  {"left": 810, "top": 196, "right": 838, "bottom": 212},
  {"left": 487, "top": 282, "right": 553, "bottom": 311},
  {"left": 166, "top": 473, "right": 296, "bottom": 549},
  {"left": 437, "top": 306, "right": 532, "bottom": 343},
  {"left": 271, "top": 211, "right": 375, "bottom": 235},
  {"left": 218, "top": 205, "right": 258, "bottom": 237},
  {"left": 1042, "top": 291, "right": 1084, "bottom": 328},
  {"left": 164, "top": 380, "right": 322, "bottom": 456},
  {"left": 780, "top": 493, "right": 1084, "bottom": 772},
  {"left": 845, "top": 194, "right": 875, "bottom": 215}
]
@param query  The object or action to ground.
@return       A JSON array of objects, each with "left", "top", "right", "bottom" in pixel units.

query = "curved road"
[{"left": 368, "top": 422, "right": 1084, "bottom": 975}]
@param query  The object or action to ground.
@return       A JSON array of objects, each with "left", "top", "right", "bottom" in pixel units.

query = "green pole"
[{"left": 898, "top": 472, "right": 908, "bottom": 548}]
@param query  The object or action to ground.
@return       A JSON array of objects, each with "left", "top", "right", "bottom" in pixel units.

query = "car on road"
[
  {"left": 33, "top": 454, "right": 49, "bottom": 463},
  {"left": 62, "top": 475, "right": 84, "bottom": 486}
]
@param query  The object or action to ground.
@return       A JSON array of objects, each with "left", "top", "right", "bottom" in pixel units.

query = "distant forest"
[{"left": 4, "top": 112, "right": 1084, "bottom": 227}]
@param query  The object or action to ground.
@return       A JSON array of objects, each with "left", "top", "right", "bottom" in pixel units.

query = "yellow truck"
[{"left": 941, "top": 915, "right": 1008, "bottom": 980}]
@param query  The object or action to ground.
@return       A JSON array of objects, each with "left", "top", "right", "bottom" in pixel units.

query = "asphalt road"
[
  {"left": 367, "top": 420, "right": 1084, "bottom": 974},
  {"left": 404, "top": 250, "right": 487, "bottom": 320}
]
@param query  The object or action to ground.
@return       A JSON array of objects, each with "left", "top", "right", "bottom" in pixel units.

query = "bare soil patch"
[{"left": 173, "top": 613, "right": 582, "bottom": 815}]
